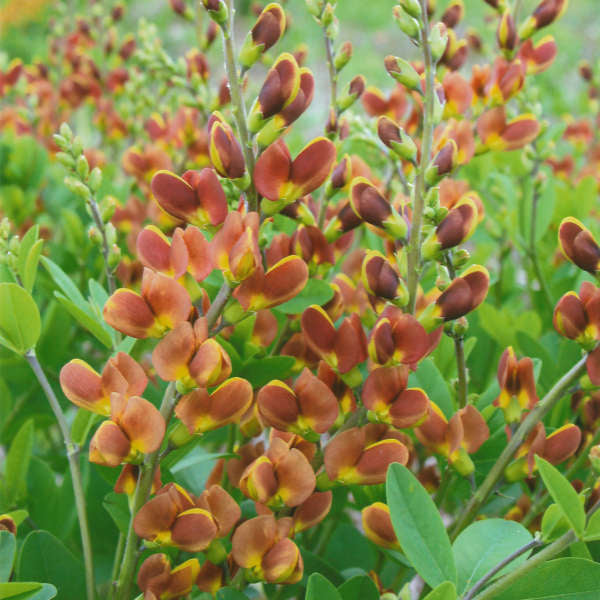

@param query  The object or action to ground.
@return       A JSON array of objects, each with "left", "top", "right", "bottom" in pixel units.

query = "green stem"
[
  {"left": 407, "top": 0, "right": 435, "bottom": 314},
  {"left": 472, "top": 531, "right": 574, "bottom": 600},
  {"left": 88, "top": 196, "right": 116, "bottom": 295},
  {"left": 323, "top": 25, "right": 337, "bottom": 125},
  {"left": 450, "top": 354, "right": 589, "bottom": 540},
  {"left": 206, "top": 282, "right": 232, "bottom": 330},
  {"left": 25, "top": 350, "right": 96, "bottom": 600},
  {"left": 445, "top": 254, "right": 468, "bottom": 408},
  {"left": 108, "top": 532, "right": 125, "bottom": 600},
  {"left": 527, "top": 158, "right": 553, "bottom": 311},
  {"left": 464, "top": 538, "right": 542, "bottom": 600},
  {"left": 115, "top": 382, "right": 178, "bottom": 600},
  {"left": 221, "top": 0, "right": 257, "bottom": 211}
]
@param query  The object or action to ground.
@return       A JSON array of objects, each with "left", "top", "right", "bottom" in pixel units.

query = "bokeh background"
[{"left": 1, "top": 0, "right": 598, "bottom": 128}]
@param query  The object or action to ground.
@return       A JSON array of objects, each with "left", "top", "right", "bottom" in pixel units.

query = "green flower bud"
[
  {"left": 429, "top": 22, "right": 449, "bottom": 63},
  {"left": 88, "top": 167, "right": 103, "bottom": 193},
  {"left": 76, "top": 155, "right": 89, "bottom": 180},
  {"left": 56, "top": 152, "right": 75, "bottom": 169},
  {"left": 59, "top": 122, "right": 73, "bottom": 141},
  {"left": 393, "top": 5, "right": 420, "bottom": 39},
  {"left": 384, "top": 56, "right": 421, "bottom": 91},
  {"left": 399, "top": 0, "right": 422, "bottom": 19}
]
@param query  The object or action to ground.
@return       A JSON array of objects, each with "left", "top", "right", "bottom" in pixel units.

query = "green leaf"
[
  {"left": 237, "top": 356, "right": 295, "bottom": 388},
  {"left": 0, "top": 283, "right": 41, "bottom": 354},
  {"left": 535, "top": 456, "right": 585, "bottom": 538},
  {"left": 16, "top": 531, "right": 86, "bottom": 599},
  {"left": 386, "top": 463, "right": 457, "bottom": 588},
  {"left": 17, "top": 226, "right": 42, "bottom": 293},
  {"left": 170, "top": 451, "right": 238, "bottom": 474},
  {"left": 0, "top": 583, "right": 41, "bottom": 599},
  {"left": 0, "top": 531, "right": 16, "bottom": 582},
  {"left": 337, "top": 575, "right": 379, "bottom": 600},
  {"left": 452, "top": 519, "right": 533, "bottom": 593},
  {"left": 102, "top": 492, "right": 130, "bottom": 535},
  {"left": 54, "top": 292, "right": 113, "bottom": 348},
  {"left": 409, "top": 358, "right": 454, "bottom": 419},
  {"left": 0, "top": 583, "right": 56, "bottom": 600},
  {"left": 215, "top": 589, "right": 249, "bottom": 600},
  {"left": 541, "top": 503, "right": 570, "bottom": 542},
  {"left": 306, "top": 573, "right": 342, "bottom": 600},
  {"left": 4, "top": 419, "right": 34, "bottom": 507},
  {"left": 70, "top": 409, "right": 100, "bottom": 446},
  {"left": 493, "top": 557, "right": 600, "bottom": 599},
  {"left": 422, "top": 581, "right": 457, "bottom": 600},
  {"left": 276, "top": 279, "right": 333, "bottom": 314},
  {"left": 584, "top": 509, "right": 600, "bottom": 541}
]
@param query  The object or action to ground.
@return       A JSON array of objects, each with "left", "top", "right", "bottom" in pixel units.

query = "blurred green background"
[{"left": 1, "top": 0, "right": 598, "bottom": 122}]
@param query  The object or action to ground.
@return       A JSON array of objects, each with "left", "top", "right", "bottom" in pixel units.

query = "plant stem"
[
  {"left": 115, "top": 382, "right": 178, "bottom": 600},
  {"left": 445, "top": 254, "right": 468, "bottom": 408},
  {"left": 323, "top": 26, "right": 337, "bottom": 125},
  {"left": 108, "top": 532, "right": 125, "bottom": 600},
  {"left": 206, "top": 282, "right": 232, "bottom": 330},
  {"left": 221, "top": 0, "right": 257, "bottom": 211},
  {"left": 407, "top": 0, "right": 435, "bottom": 314},
  {"left": 88, "top": 197, "right": 116, "bottom": 295},
  {"left": 463, "top": 538, "right": 542, "bottom": 600},
  {"left": 528, "top": 162, "right": 553, "bottom": 311},
  {"left": 25, "top": 349, "right": 96, "bottom": 600},
  {"left": 450, "top": 354, "right": 589, "bottom": 540}
]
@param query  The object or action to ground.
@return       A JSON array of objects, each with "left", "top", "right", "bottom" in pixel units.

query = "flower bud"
[
  {"left": 558, "top": 217, "right": 600, "bottom": 274},
  {"left": 384, "top": 56, "right": 421, "bottom": 92},
  {"left": 392, "top": 6, "right": 420, "bottom": 39},
  {"left": 518, "top": 0, "right": 568, "bottom": 40},
  {"left": 239, "top": 3, "right": 287, "bottom": 69},
  {"left": 333, "top": 41, "right": 353, "bottom": 71},
  {"left": 425, "top": 140, "right": 458, "bottom": 186},
  {"left": 203, "top": 0, "right": 228, "bottom": 26},
  {"left": 399, "top": 0, "right": 422, "bottom": 19},
  {"left": 497, "top": 10, "right": 518, "bottom": 52},
  {"left": 377, "top": 117, "right": 417, "bottom": 163},
  {"left": 442, "top": 0, "right": 465, "bottom": 28},
  {"left": 430, "top": 22, "right": 449, "bottom": 63}
]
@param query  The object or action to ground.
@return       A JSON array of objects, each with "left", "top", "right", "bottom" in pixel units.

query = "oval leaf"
[
  {"left": 493, "top": 557, "right": 600, "bottom": 600},
  {"left": 306, "top": 573, "right": 342, "bottom": 600},
  {"left": 452, "top": 519, "right": 533, "bottom": 594},
  {"left": 0, "top": 532, "right": 15, "bottom": 583},
  {"left": 337, "top": 575, "right": 379, "bottom": 600},
  {"left": 535, "top": 456, "right": 585, "bottom": 538},
  {"left": 386, "top": 463, "right": 457, "bottom": 588},
  {"left": 0, "top": 283, "right": 41, "bottom": 354},
  {"left": 423, "top": 581, "right": 457, "bottom": 600},
  {"left": 16, "top": 531, "right": 86, "bottom": 599}
]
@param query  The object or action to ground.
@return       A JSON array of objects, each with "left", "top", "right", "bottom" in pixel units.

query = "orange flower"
[
  {"left": 505, "top": 423, "right": 581, "bottom": 481},
  {"left": 104, "top": 268, "right": 192, "bottom": 339},
  {"left": 416, "top": 403, "right": 489, "bottom": 476},
  {"left": 257, "top": 368, "right": 339, "bottom": 438},
  {"left": 137, "top": 554, "right": 200, "bottom": 600},
  {"left": 134, "top": 483, "right": 240, "bottom": 552},
  {"left": 301, "top": 305, "right": 367, "bottom": 376},
  {"left": 494, "top": 347, "right": 539, "bottom": 424},
  {"left": 254, "top": 137, "right": 336, "bottom": 214},
  {"left": 89, "top": 394, "right": 166, "bottom": 467},
  {"left": 231, "top": 515, "right": 303, "bottom": 584},
  {"left": 362, "top": 502, "right": 400, "bottom": 550},
  {"left": 152, "top": 318, "right": 232, "bottom": 390},
  {"left": 323, "top": 424, "right": 410, "bottom": 485},
  {"left": 151, "top": 168, "right": 228, "bottom": 228},
  {"left": 239, "top": 436, "right": 316, "bottom": 509},
  {"left": 363, "top": 366, "right": 429, "bottom": 429},
  {"left": 175, "top": 377, "right": 253, "bottom": 434},
  {"left": 60, "top": 352, "right": 147, "bottom": 416},
  {"left": 136, "top": 225, "right": 212, "bottom": 282}
]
